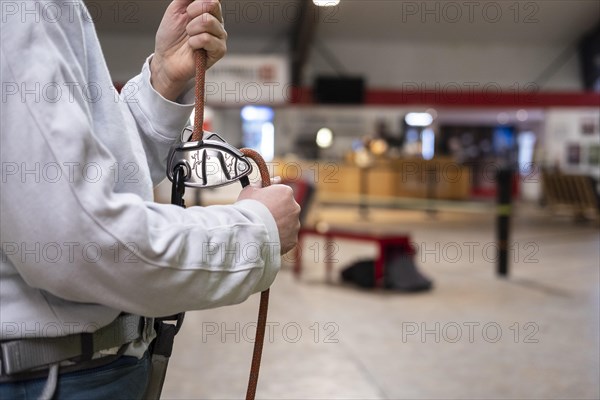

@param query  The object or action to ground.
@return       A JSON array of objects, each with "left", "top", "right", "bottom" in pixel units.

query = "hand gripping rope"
[{"left": 166, "top": 48, "right": 271, "bottom": 400}]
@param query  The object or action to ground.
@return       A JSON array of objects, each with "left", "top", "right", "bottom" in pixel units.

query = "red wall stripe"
[{"left": 291, "top": 87, "right": 600, "bottom": 107}]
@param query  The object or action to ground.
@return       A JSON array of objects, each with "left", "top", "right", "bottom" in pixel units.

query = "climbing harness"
[
  {"left": 153, "top": 48, "right": 273, "bottom": 400},
  {"left": 0, "top": 314, "right": 150, "bottom": 399}
]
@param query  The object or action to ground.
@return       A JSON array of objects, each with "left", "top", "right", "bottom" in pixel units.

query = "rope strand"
[
  {"left": 191, "top": 49, "right": 207, "bottom": 142},
  {"left": 239, "top": 148, "right": 272, "bottom": 400},
  {"left": 191, "top": 44, "right": 272, "bottom": 399}
]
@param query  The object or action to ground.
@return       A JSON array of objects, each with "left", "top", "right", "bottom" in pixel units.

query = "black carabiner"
[
  {"left": 171, "top": 165, "right": 186, "bottom": 208},
  {"left": 240, "top": 175, "right": 250, "bottom": 188}
]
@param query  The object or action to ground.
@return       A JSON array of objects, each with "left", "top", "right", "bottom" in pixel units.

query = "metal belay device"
[
  {"left": 155, "top": 47, "right": 273, "bottom": 400},
  {"left": 167, "top": 128, "right": 252, "bottom": 188},
  {"left": 167, "top": 128, "right": 253, "bottom": 206}
]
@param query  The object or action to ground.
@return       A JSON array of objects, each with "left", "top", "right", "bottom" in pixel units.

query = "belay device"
[{"left": 148, "top": 47, "right": 273, "bottom": 400}]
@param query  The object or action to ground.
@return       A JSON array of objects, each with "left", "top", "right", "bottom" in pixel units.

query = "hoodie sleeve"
[{"left": 123, "top": 55, "right": 196, "bottom": 186}]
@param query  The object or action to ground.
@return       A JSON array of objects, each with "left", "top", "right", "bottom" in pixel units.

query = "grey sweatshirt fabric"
[{"left": 0, "top": 0, "right": 280, "bottom": 341}]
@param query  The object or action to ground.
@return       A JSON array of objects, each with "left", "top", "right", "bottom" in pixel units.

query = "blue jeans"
[{"left": 0, "top": 353, "right": 151, "bottom": 400}]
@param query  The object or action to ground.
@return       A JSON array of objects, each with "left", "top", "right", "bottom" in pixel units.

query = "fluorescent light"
[
  {"left": 405, "top": 112, "right": 433, "bottom": 127},
  {"left": 260, "top": 122, "right": 275, "bottom": 162},
  {"left": 316, "top": 128, "right": 334, "bottom": 148},
  {"left": 241, "top": 106, "right": 274, "bottom": 122},
  {"left": 313, "top": 0, "right": 340, "bottom": 6},
  {"left": 421, "top": 128, "right": 435, "bottom": 160}
]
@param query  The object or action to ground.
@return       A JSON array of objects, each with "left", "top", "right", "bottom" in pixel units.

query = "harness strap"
[
  {"left": 0, "top": 314, "right": 144, "bottom": 376},
  {"left": 143, "top": 315, "right": 183, "bottom": 400}
]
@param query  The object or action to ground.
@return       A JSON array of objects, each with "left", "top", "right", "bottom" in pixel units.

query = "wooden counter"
[{"left": 311, "top": 158, "right": 471, "bottom": 200}]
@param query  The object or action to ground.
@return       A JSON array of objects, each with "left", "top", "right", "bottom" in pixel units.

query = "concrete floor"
[{"left": 161, "top": 203, "right": 600, "bottom": 399}]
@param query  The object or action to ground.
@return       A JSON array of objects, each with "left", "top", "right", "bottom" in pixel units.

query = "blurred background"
[{"left": 91, "top": 0, "right": 599, "bottom": 398}]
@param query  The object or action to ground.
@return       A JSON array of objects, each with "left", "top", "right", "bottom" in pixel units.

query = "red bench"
[{"left": 294, "top": 227, "right": 412, "bottom": 286}]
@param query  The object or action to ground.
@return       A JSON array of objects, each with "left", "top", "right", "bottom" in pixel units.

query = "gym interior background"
[{"left": 92, "top": 1, "right": 599, "bottom": 398}]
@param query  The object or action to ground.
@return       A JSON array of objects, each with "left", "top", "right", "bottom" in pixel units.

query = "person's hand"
[
  {"left": 151, "top": 0, "right": 227, "bottom": 101},
  {"left": 238, "top": 185, "right": 301, "bottom": 255}
]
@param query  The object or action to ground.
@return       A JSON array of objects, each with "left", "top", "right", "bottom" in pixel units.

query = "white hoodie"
[{"left": 0, "top": 0, "right": 280, "bottom": 342}]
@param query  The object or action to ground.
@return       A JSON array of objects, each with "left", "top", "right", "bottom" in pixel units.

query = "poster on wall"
[
  {"left": 580, "top": 116, "right": 599, "bottom": 135},
  {"left": 567, "top": 143, "right": 581, "bottom": 165},
  {"left": 588, "top": 145, "right": 600, "bottom": 167},
  {"left": 205, "top": 55, "right": 290, "bottom": 105}
]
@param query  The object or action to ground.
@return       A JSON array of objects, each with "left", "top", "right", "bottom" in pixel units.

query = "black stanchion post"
[{"left": 496, "top": 168, "right": 513, "bottom": 277}]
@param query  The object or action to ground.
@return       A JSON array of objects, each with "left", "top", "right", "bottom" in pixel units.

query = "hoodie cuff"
[
  {"left": 234, "top": 199, "right": 281, "bottom": 292},
  {"left": 128, "top": 55, "right": 194, "bottom": 143}
]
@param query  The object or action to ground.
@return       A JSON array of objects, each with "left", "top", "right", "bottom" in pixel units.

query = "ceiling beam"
[{"left": 290, "top": 1, "right": 319, "bottom": 86}]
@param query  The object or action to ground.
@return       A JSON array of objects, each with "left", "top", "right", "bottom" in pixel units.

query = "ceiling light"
[
  {"left": 405, "top": 112, "right": 433, "bottom": 127},
  {"left": 316, "top": 128, "right": 334, "bottom": 148},
  {"left": 516, "top": 109, "right": 528, "bottom": 122},
  {"left": 313, "top": 0, "right": 340, "bottom": 6},
  {"left": 497, "top": 112, "right": 510, "bottom": 125},
  {"left": 370, "top": 139, "right": 388, "bottom": 155}
]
